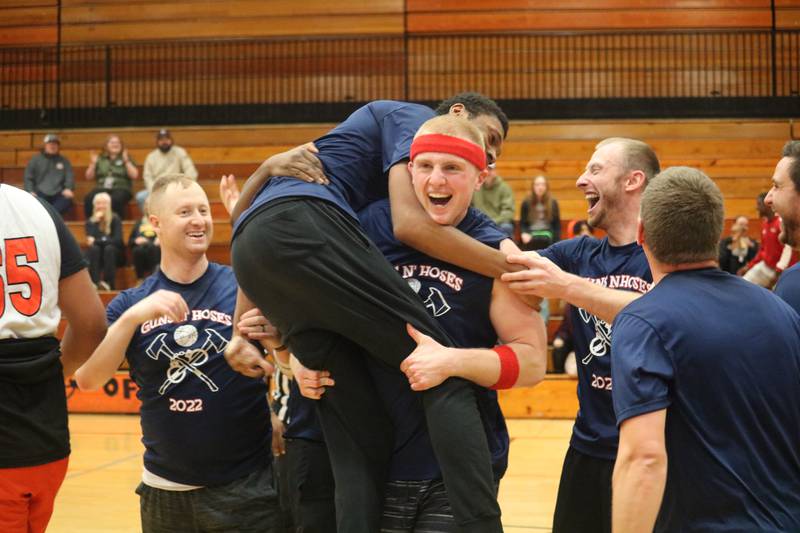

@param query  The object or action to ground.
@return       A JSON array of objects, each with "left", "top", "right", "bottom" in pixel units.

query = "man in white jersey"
[{"left": 0, "top": 183, "right": 107, "bottom": 533}]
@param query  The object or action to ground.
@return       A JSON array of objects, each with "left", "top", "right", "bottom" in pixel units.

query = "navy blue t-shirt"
[
  {"left": 612, "top": 269, "right": 800, "bottom": 532},
  {"left": 234, "top": 100, "right": 435, "bottom": 234},
  {"left": 774, "top": 262, "right": 800, "bottom": 315},
  {"left": 106, "top": 263, "right": 271, "bottom": 486},
  {"left": 538, "top": 236, "right": 652, "bottom": 459},
  {"left": 359, "top": 200, "right": 510, "bottom": 480}
]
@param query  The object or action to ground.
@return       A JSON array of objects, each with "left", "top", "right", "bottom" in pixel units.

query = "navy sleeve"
[
  {"left": 106, "top": 290, "right": 132, "bottom": 326},
  {"left": 380, "top": 104, "right": 434, "bottom": 172},
  {"left": 775, "top": 266, "right": 800, "bottom": 316},
  {"left": 611, "top": 313, "right": 673, "bottom": 425},
  {"left": 39, "top": 197, "right": 87, "bottom": 279},
  {"left": 538, "top": 237, "right": 580, "bottom": 271}
]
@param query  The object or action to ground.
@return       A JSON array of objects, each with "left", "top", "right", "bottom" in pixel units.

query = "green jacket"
[
  {"left": 472, "top": 175, "right": 515, "bottom": 225},
  {"left": 94, "top": 154, "right": 135, "bottom": 191}
]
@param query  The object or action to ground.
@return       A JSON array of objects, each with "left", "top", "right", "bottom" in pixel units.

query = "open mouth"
[
  {"left": 429, "top": 193, "right": 452, "bottom": 207},
  {"left": 585, "top": 193, "right": 600, "bottom": 211},
  {"left": 187, "top": 231, "right": 205, "bottom": 239}
]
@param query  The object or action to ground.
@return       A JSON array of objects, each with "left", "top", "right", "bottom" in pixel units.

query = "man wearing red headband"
[
  {"left": 226, "top": 95, "right": 512, "bottom": 532},
  {"left": 367, "top": 115, "right": 547, "bottom": 529}
]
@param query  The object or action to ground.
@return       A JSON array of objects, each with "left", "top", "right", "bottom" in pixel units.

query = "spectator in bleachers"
[
  {"left": 128, "top": 200, "right": 160, "bottom": 283},
  {"left": 566, "top": 219, "right": 594, "bottom": 239},
  {"left": 85, "top": 192, "right": 124, "bottom": 290},
  {"left": 471, "top": 163, "right": 515, "bottom": 237},
  {"left": 23, "top": 133, "right": 75, "bottom": 216},
  {"left": 718, "top": 215, "right": 757, "bottom": 275},
  {"left": 137, "top": 129, "right": 198, "bottom": 213},
  {"left": 84, "top": 134, "right": 138, "bottom": 219},
  {"left": 519, "top": 175, "right": 561, "bottom": 250},
  {"left": 741, "top": 192, "right": 783, "bottom": 287},
  {"left": 551, "top": 302, "right": 575, "bottom": 375}
]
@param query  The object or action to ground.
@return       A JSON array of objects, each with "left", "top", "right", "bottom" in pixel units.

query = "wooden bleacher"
[
  {"left": 1, "top": 118, "right": 793, "bottom": 246},
  {"left": 5, "top": 120, "right": 782, "bottom": 359},
  {"left": 9, "top": 118, "right": 790, "bottom": 418}
]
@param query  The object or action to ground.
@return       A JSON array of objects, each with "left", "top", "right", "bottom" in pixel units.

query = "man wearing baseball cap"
[
  {"left": 138, "top": 129, "right": 198, "bottom": 214},
  {"left": 23, "top": 134, "right": 75, "bottom": 216}
]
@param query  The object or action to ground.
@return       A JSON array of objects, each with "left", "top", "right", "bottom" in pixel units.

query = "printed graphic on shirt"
[
  {"left": 401, "top": 264, "right": 465, "bottom": 318},
  {"left": 144, "top": 324, "right": 228, "bottom": 395},
  {"left": 578, "top": 274, "right": 652, "bottom": 367}
]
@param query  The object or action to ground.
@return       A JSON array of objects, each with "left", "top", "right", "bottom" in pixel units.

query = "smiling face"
[
  {"left": 92, "top": 193, "right": 111, "bottom": 216},
  {"left": 409, "top": 152, "right": 486, "bottom": 227},
  {"left": 150, "top": 181, "right": 213, "bottom": 257},
  {"left": 105, "top": 136, "right": 122, "bottom": 157},
  {"left": 766, "top": 157, "right": 800, "bottom": 247},
  {"left": 576, "top": 142, "right": 628, "bottom": 230}
]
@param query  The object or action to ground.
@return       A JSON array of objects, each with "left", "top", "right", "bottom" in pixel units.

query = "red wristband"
[{"left": 490, "top": 345, "right": 520, "bottom": 390}]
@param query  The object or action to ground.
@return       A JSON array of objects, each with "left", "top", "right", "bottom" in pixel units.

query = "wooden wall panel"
[
  {"left": 0, "top": 2, "right": 57, "bottom": 46},
  {"left": 60, "top": 0, "right": 403, "bottom": 45},
  {"left": 406, "top": 0, "right": 772, "bottom": 32}
]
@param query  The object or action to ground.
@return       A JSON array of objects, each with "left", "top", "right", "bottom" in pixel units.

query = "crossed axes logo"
[
  {"left": 578, "top": 308, "right": 612, "bottom": 365},
  {"left": 145, "top": 328, "right": 228, "bottom": 395}
]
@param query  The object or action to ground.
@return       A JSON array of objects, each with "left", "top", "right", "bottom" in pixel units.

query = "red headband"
[{"left": 410, "top": 134, "right": 487, "bottom": 170}]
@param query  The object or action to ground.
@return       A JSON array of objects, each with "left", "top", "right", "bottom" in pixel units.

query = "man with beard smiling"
[
  {"left": 501, "top": 137, "right": 660, "bottom": 533},
  {"left": 138, "top": 130, "right": 198, "bottom": 214},
  {"left": 766, "top": 140, "right": 800, "bottom": 313}
]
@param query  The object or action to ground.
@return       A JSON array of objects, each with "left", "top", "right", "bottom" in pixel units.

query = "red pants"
[{"left": 0, "top": 456, "right": 69, "bottom": 533}]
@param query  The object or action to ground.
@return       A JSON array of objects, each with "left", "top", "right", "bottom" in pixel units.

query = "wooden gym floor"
[{"left": 47, "top": 414, "right": 571, "bottom": 532}]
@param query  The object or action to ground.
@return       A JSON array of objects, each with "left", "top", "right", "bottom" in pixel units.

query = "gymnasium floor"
[{"left": 48, "top": 415, "right": 572, "bottom": 532}]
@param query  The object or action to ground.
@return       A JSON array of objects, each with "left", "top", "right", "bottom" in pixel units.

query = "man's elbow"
[
  {"left": 392, "top": 212, "right": 425, "bottom": 246},
  {"left": 74, "top": 366, "right": 103, "bottom": 391},
  {"left": 623, "top": 443, "right": 668, "bottom": 473},
  {"left": 515, "top": 351, "right": 547, "bottom": 387}
]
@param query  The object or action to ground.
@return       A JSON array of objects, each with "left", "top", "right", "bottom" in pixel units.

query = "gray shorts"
[
  {"left": 136, "top": 464, "right": 280, "bottom": 533},
  {"left": 380, "top": 479, "right": 456, "bottom": 533}
]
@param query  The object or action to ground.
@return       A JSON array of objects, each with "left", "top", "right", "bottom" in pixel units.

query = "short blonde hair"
[
  {"left": 149, "top": 174, "right": 198, "bottom": 215},
  {"left": 414, "top": 115, "right": 485, "bottom": 149}
]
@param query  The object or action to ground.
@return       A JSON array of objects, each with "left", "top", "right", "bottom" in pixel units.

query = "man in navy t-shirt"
[
  {"left": 75, "top": 176, "right": 279, "bottom": 533},
  {"left": 501, "top": 138, "right": 660, "bottom": 533},
  {"left": 226, "top": 94, "right": 511, "bottom": 532},
  {"left": 363, "top": 116, "right": 547, "bottom": 529},
  {"left": 767, "top": 140, "right": 800, "bottom": 313},
  {"left": 611, "top": 166, "right": 800, "bottom": 532}
]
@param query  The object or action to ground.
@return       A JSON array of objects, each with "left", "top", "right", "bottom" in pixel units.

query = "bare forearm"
[
  {"left": 448, "top": 342, "right": 541, "bottom": 388},
  {"left": 231, "top": 162, "right": 271, "bottom": 224},
  {"left": 563, "top": 276, "right": 641, "bottom": 323},
  {"left": 60, "top": 322, "right": 107, "bottom": 377},
  {"left": 233, "top": 288, "right": 257, "bottom": 336},
  {"left": 612, "top": 457, "right": 667, "bottom": 533},
  {"left": 399, "top": 221, "right": 522, "bottom": 279},
  {"left": 74, "top": 314, "right": 138, "bottom": 390}
]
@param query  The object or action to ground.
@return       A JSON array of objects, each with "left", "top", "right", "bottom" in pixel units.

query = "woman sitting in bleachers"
[
  {"left": 85, "top": 192, "right": 124, "bottom": 290},
  {"left": 83, "top": 134, "right": 139, "bottom": 219},
  {"left": 519, "top": 175, "right": 562, "bottom": 250},
  {"left": 128, "top": 204, "right": 160, "bottom": 283}
]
